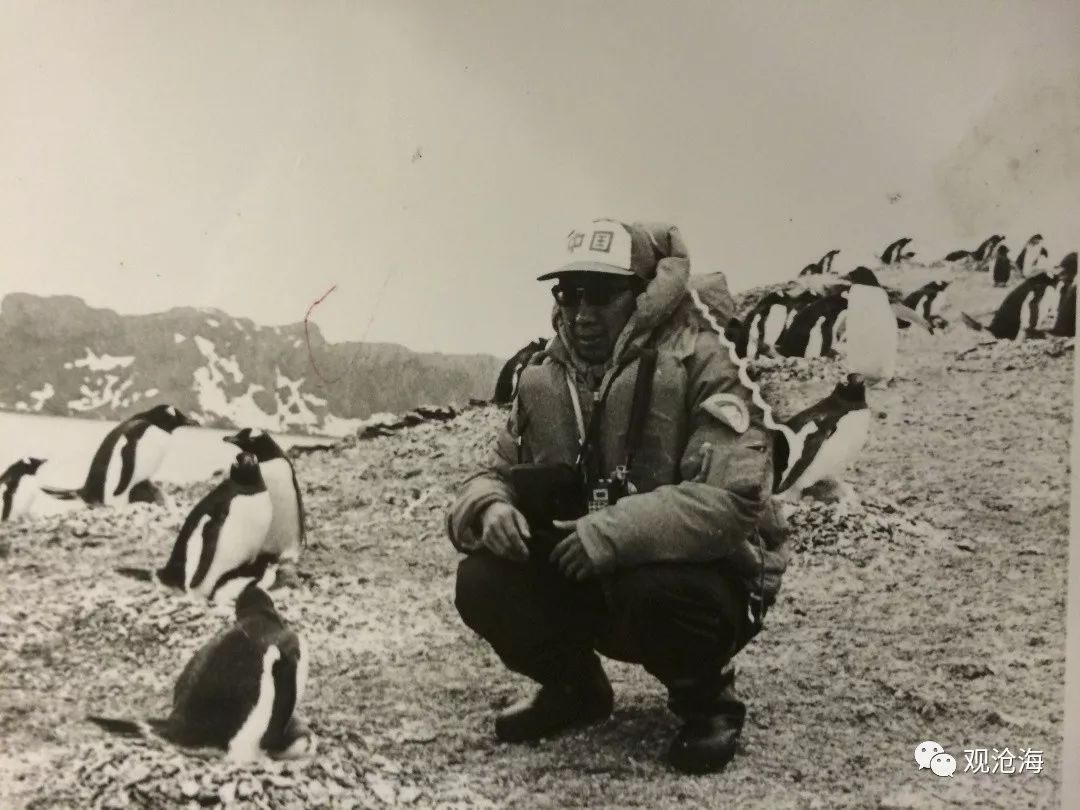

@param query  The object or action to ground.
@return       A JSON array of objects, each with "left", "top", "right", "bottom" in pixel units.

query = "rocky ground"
[{"left": 0, "top": 264, "right": 1073, "bottom": 809}]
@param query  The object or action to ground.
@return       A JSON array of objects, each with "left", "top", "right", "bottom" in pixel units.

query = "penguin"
[
  {"left": 991, "top": 243, "right": 1012, "bottom": 287},
  {"left": 223, "top": 428, "right": 305, "bottom": 568},
  {"left": 1052, "top": 279, "right": 1076, "bottom": 337},
  {"left": 974, "top": 235, "right": 1005, "bottom": 263},
  {"left": 1015, "top": 234, "right": 1044, "bottom": 277},
  {"left": 1056, "top": 251, "right": 1077, "bottom": 288},
  {"left": 944, "top": 248, "right": 975, "bottom": 262},
  {"left": 493, "top": 338, "right": 547, "bottom": 404},
  {"left": 901, "top": 281, "right": 950, "bottom": 330},
  {"left": 881, "top": 237, "right": 914, "bottom": 265},
  {"left": 87, "top": 583, "right": 314, "bottom": 762},
  {"left": 960, "top": 271, "right": 1058, "bottom": 341},
  {"left": 40, "top": 404, "right": 197, "bottom": 507},
  {"left": 0, "top": 457, "right": 47, "bottom": 521},
  {"left": 777, "top": 294, "right": 848, "bottom": 358},
  {"left": 841, "top": 266, "right": 901, "bottom": 384},
  {"left": 773, "top": 373, "right": 871, "bottom": 501},
  {"left": 742, "top": 292, "right": 791, "bottom": 360},
  {"left": 116, "top": 452, "right": 276, "bottom": 604},
  {"left": 798, "top": 249, "right": 840, "bottom": 277},
  {"left": 1036, "top": 272, "right": 1067, "bottom": 330}
]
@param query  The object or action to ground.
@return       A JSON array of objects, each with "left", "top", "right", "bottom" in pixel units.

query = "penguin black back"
[
  {"left": 988, "top": 272, "right": 1056, "bottom": 339},
  {"left": 493, "top": 338, "right": 547, "bottom": 404}
]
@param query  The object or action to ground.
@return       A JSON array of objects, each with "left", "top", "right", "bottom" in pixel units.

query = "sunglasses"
[{"left": 552, "top": 281, "right": 638, "bottom": 308}]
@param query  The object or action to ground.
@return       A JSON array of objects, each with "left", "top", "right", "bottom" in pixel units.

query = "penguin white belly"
[
  {"left": 792, "top": 409, "right": 871, "bottom": 492},
  {"left": 930, "top": 292, "right": 948, "bottom": 320},
  {"left": 746, "top": 313, "right": 762, "bottom": 360},
  {"left": 804, "top": 317, "right": 825, "bottom": 358},
  {"left": 1037, "top": 286, "right": 1060, "bottom": 329},
  {"left": 843, "top": 287, "right": 896, "bottom": 381},
  {"left": 1016, "top": 291, "right": 1036, "bottom": 339},
  {"left": 10, "top": 476, "right": 40, "bottom": 519},
  {"left": 763, "top": 304, "right": 787, "bottom": 346},
  {"left": 130, "top": 425, "right": 172, "bottom": 489},
  {"left": 260, "top": 459, "right": 301, "bottom": 560},
  {"left": 228, "top": 645, "right": 281, "bottom": 762},
  {"left": 193, "top": 492, "right": 273, "bottom": 598},
  {"left": 102, "top": 440, "right": 126, "bottom": 506}
]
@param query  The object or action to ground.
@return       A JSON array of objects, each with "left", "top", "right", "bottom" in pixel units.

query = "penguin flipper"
[
  {"left": 777, "top": 420, "right": 839, "bottom": 494},
  {"left": 959, "top": 312, "right": 986, "bottom": 332},
  {"left": 40, "top": 485, "right": 83, "bottom": 501},
  {"left": 289, "top": 464, "right": 306, "bottom": 544},
  {"left": 890, "top": 302, "right": 933, "bottom": 333}
]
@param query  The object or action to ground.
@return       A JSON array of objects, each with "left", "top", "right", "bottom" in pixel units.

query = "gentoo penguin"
[
  {"left": 1053, "top": 280, "right": 1076, "bottom": 337},
  {"left": 961, "top": 271, "right": 1058, "bottom": 341},
  {"left": 1015, "top": 234, "right": 1044, "bottom": 277},
  {"left": 991, "top": 244, "right": 1012, "bottom": 287},
  {"left": 881, "top": 237, "right": 915, "bottom": 265},
  {"left": 901, "top": 281, "right": 950, "bottom": 329},
  {"left": 974, "top": 235, "right": 1005, "bottom": 262},
  {"left": 88, "top": 583, "right": 314, "bottom": 762},
  {"left": 0, "top": 457, "right": 47, "bottom": 521},
  {"left": 1056, "top": 251, "right": 1078, "bottom": 288},
  {"left": 841, "top": 267, "right": 901, "bottom": 384},
  {"left": 40, "top": 404, "right": 197, "bottom": 507},
  {"left": 773, "top": 373, "right": 871, "bottom": 502},
  {"left": 799, "top": 249, "right": 841, "bottom": 276},
  {"left": 743, "top": 291, "right": 791, "bottom": 360},
  {"left": 117, "top": 452, "right": 276, "bottom": 604},
  {"left": 493, "top": 338, "right": 547, "bottom": 404},
  {"left": 944, "top": 248, "right": 975, "bottom": 262},
  {"left": 776, "top": 294, "right": 848, "bottom": 358},
  {"left": 223, "top": 429, "right": 305, "bottom": 570}
]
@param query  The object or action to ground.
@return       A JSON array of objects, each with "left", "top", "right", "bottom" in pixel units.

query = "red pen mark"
[{"left": 304, "top": 284, "right": 340, "bottom": 384}]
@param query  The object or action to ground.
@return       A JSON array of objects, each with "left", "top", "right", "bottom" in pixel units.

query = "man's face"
[{"left": 552, "top": 274, "right": 640, "bottom": 363}]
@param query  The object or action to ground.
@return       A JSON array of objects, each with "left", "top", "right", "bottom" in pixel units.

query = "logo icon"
[
  {"left": 915, "top": 741, "right": 944, "bottom": 770},
  {"left": 931, "top": 752, "right": 957, "bottom": 777},
  {"left": 589, "top": 230, "right": 614, "bottom": 252}
]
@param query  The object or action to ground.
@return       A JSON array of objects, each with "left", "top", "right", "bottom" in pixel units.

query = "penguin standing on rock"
[
  {"left": 773, "top": 373, "right": 871, "bottom": 503},
  {"left": 743, "top": 291, "right": 792, "bottom": 360},
  {"left": 41, "top": 404, "right": 197, "bottom": 507},
  {"left": 223, "top": 428, "right": 306, "bottom": 586},
  {"left": 88, "top": 583, "right": 314, "bottom": 762},
  {"left": 1, "top": 457, "right": 47, "bottom": 521},
  {"left": 800, "top": 249, "right": 841, "bottom": 276},
  {"left": 117, "top": 452, "right": 276, "bottom": 605},
  {"left": 901, "top": 281, "right": 950, "bottom": 330}
]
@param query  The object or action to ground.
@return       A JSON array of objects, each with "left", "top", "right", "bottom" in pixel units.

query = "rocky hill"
[{"left": 0, "top": 293, "right": 504, "bottom": 436}]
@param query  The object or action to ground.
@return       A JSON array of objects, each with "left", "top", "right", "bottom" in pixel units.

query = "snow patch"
[
  {"left": 29, "top": 383, "right": 54, "bottom": 412},
  {"left": 273, "top": 370, "right": 319, "bottom": 428},
  {"left": 193, "top": 335, "right": 243, "bottom": 384},
  {"left": 145, "top": 388, "right": 160, "bottom": 397},
  {"left": 321, "top": 414, "right": 367, "bottom": 437},
  {"left": 292, "top": 339, "right": 303, "bottom": 349},
  {"left": 15, "top": 401, "right": 28, "bottom": 412},
  {"left": 68, "top": 375, "right": 131, "bottom": 412},
  {"left": 63, "top": 362, "right": 73, "bottom": 370},
  {"left": 174, "top": 333, "right": 186, "bottom": 344},
  {"left": 71, "top": 348, "right": 135, "bottom": 372},
  {"left": 206, "top": 318, "right": 220, "bottom": 327},
  {"left": 303, "top": 393, "right": 328, "bottom": 407}
]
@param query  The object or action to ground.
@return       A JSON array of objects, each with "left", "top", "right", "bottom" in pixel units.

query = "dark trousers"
[{"left": 455, "top": 552, "right": 761, "bottom": 716}]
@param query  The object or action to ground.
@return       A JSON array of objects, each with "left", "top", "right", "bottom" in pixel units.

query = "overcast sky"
[{"left": 1, "top": 1, "right": 1077, "bottom": 358}]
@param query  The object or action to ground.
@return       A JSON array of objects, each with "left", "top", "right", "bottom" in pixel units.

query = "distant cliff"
[{"left": 0, "top": 293, "right": 504, "bottom": 436}]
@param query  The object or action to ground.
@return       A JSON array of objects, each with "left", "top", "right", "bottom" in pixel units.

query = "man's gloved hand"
[
  {"left": 549, "top": 519, "right": 597, "bottom": 580},
  {"left": 479, "top": 502, "right": 531, "bottom": 562}
]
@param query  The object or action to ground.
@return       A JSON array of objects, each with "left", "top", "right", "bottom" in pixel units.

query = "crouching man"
[{"left": 445, "top": 219, "right": 789, "bottom": 774}]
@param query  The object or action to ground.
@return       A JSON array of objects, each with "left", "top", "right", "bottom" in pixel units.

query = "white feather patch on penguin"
[
  {"left": 763, "top": 303, "right": 787, "bottom": 346},
  {"left": 131, "top": 425, "right": 172, "bottom": 490},
  {"left": 259, "top": 458, "right": 302, "bottom": 560},
  {"left": 296, "top": 635, "right": 310, "bottom": 707},
  {"left": 184, "top": 514, "right": 211, "bottom": 590},
  {"left": 10, "top": 474, "right": 40, "bottom": 519},
  {"left": 789, "top": 409, "right": 871, "bottom": 494},
  {"left": 103, "top": 437, "right": 127, "bottom": 506},
  {"left": 700, "top": 393, "right": 750, "bottom": 434},
  {"left": 227, "top": 645, "right": 281, "bottom": 762}
]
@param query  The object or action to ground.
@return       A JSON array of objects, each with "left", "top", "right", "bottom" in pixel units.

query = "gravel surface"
[{"left": 0, "top": 266, "right": 1071, "bottom": 809}]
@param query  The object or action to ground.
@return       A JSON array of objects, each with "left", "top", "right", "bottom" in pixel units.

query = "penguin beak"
[
  {"left": 223, "top": 433, "right": 240, "bottom": 446},
  {"left": 891, "top": 302, "right": 934, "bottom": 334},
  {"left": 179, "top": 413, "right": 199, "bottom": 427}
]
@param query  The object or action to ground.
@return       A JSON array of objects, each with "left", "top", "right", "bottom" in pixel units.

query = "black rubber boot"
[
  {"left": 494, "top": 654, "right": 614, "bottom": 743},
  {"left": 665, "top": 667, "right": 746, "bottom": 775}
]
